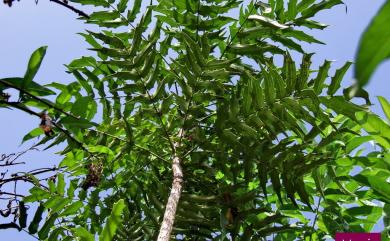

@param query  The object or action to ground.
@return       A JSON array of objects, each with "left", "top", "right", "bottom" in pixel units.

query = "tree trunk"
[{"left": 157, "top": 136, "right": 184, "bottom": 241}]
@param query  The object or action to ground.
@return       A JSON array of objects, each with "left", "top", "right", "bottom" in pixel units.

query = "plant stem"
[{"left": 157, "top": 129, "right": 184, "bottom": 241}]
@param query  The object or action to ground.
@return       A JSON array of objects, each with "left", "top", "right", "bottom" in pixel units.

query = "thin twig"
[
  {"left": 195, "top": 0, "right": 201, "bottom": 41},
  {"left": 0, "top": 80, "right": 81, "bottom": 120},
  {"left": 0, "top": 192, "right": 24, "bottom": 198},
  {"left": 309, "top": 196, "right": 322, "bottom": 241},
  {"left": 220, "top": 0, "right": 259, "bottom": 59},
  {"left": 0, "top": 98, "right": 89, "bottom": 153},
  {"left": 49, "top": 0, "right": 89, "bottom": 18}
]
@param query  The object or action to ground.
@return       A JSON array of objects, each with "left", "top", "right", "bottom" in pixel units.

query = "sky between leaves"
[{"left": 0, "top": 0, "right": 389, "bottom": 240}]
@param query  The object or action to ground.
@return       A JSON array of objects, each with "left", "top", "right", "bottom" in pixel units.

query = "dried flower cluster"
[
  {"left": 3, "top": 0, "right": 20, "bottom": 7},
  {"left": 39, "top": 112, "right": 54, "bottom": 136},
  {"left": 82, "top": 162, "right": 103, "bottom": 190}
]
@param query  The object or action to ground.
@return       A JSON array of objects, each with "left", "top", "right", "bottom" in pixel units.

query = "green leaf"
[
  {"left": 181, "top": 31, "right": 206, "bottom": 66},
  {"left": 72, "top": 227, "right": 95, "bottom": 241},
  {"left": 18, "top": 201, "right": 27, "bottom": 229},
  {"left": 228, "top": 43, "right": 284, "bottom": 55},
  {"left": 48, "top": 227, "right": 65, "bottom": 241},
  {"left": 28, "top": 204, "right": 45, "bottom": 234},
  {"left": 57, "top": 173, "right": 66, "bottom": 196},
  {"left": 87, "top": 30, "right": 126, "bottom": 49},
  {"left": 300, "top": 0, "right": 343, "bottom": 19},
  {"left": 356, "top": 111, "right": 390, "bottom": 140},
  {"left": 22, "top": 128, "right": 44, "bottom": 144},
  {"left": 60, "top": 201, "right": 84, "bottom": 217},
  {"left": 287, "top": 0, "right": 298, "bottom": 20},
  {"left": 99, "top": 199, "right": 126, "bottom": 241},
  {"left": 117, "top": 0, "right": 127, "bottom": 12},
  {"left": 222, "top": 129, "right": 240, "bottom": 145},
  {"left": 263, "top": 70, "right": 276, "bottom": 104},
  {"left": 366, "top": 172, "right": 390, "bottom": 202},
  {"left": 294, "top": 178, "right": 312, "bottom": 210},
  {"left": 127, "top": 0, "right": 142, "bottom": 21},
  {"left": 88, "top": 145, "right": 115, "bottom": 157},
  {"left": 297, "top": 0, "right": 315, "bottom": 13},
  {"left": 23, "top": 46, "right": 47, "bottom": 89},
  {"left": 24, "top": 187, "right": 50, "bottom": 203},
  {"left": 89, "top": 11, "right": 120, "bottom": 22},
  {"left": 343, "top": 84, "right": 371, "bottom": 105},
  {"left": 270, "top": 170, "right": 283, "bottom": 204},
  {"left": 297, "top": 53, "right": 313, "bottom": 90},
  {"left": 106, "top": 71, "right": 140, "bottom": 80},
  {"left": 69, "top": 0, "right": 109, "bottom": 7},
  {"left": 38, "top": 212, "right": 59, "bottom": 240},
  {"left": 248, "top": 15, "right": 289, "bottom": 29},
  {"left": 313, "top": 60, "right": 332, "bottom": 94},
  {"left": 355, "top": 1, "right": 390, "bottom": 86},
  {"left": 327, "top": 61, "right": 352, "bottom": 96},
  {"left": 346, "top": 136, "right": 380, "bottom": 153},
  {"left": 67, "top": 56, "right": 97, "bottom": 71},
  {"left": 71, "top": 96, "right": 95, "bottom": 119},
  {"left": 282, "top": 29, "right": 325, "bottom": 44},
  {"left": 283, "top": 52, "right": 297, "bottom": 94},
  {"left": 44, "top": 196, "right": 70, "bottom": 213},
  {"left": 0, "top": 77, "right": 55, "bottom": 96},
  {"left": 320, "top": 96, "right": 368, "bottom": 120},
  {"left": 378, "top": 96, "right": 390, "bottom": 122},
  {"left": 60, "top": 116, "right": 97, "bottom": 129},
  {"left": 72, "top": 71, "right": 95, "bottom": 97}
]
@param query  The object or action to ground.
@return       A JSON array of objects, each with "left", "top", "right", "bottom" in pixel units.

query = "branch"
[
  {"left": 0, "top": 167, "right": 60, "bottom": 186},
  {"left": 309, "top": 196, "right": 322, "bottom": 241},
  {"left": 0, "top": 222, "right": 22, "bottom": 231},
  {"left": 49, "top": 0, "right": 89, "bottom": 19},
  {"left": 157, "top": 129, "right": 184, "bottom": 241},
  {"left": 0, "top": 80, "right": 80, "bottom": 120},
  {"left": 220, "top": 0, "right": 259, "bottom": 59},
  {"left": 0, "top": 192, "right": 24, "bottom": 198},
  {"left": 0, "top": 99, "right": 89, "bottom": 153}
]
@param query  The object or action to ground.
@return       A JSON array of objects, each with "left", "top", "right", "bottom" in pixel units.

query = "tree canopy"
[{"left": 0, "top": 0, "right": 390, "bottom": 240}]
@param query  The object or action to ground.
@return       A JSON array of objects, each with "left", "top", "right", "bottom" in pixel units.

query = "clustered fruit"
[
  {"left": 39, "top": 112, "right": 55, "bottom": 136},
  {"left": 82, "top": 162, "right": 103, "bottom": 190}
]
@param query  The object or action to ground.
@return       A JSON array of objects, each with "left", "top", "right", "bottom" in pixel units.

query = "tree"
[{"left": 1, "top": 0, "right": 390, "bottom": 240}]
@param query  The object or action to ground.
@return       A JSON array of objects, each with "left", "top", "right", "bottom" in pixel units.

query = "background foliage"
[{"left": 1, "top": 0, "right": 390, "bottom": 240}]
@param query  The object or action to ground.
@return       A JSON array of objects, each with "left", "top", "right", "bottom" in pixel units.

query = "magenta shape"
[{"left": 335, "top": 233, "right": 381, "bottom": 241}]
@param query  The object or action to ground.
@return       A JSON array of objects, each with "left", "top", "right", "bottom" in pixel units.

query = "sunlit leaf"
[{"left": 355, "top": 1, "right": 390, "bottom": 86}]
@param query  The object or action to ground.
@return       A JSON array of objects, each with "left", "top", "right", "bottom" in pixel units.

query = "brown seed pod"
[
  {"left": 39, "top": 112, "right": 54, "bottom": 136},
  {"left": 82, "top": 162, "right": 103, "bottom": 190}
]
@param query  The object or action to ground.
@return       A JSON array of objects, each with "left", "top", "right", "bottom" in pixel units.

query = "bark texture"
[{"left": 157, "top": 129, "right": 184, "bottom": 241}]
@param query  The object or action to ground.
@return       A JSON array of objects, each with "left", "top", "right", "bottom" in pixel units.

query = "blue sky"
[{"left": 0, "top": 1, "right": 389, "bottom": 240}]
